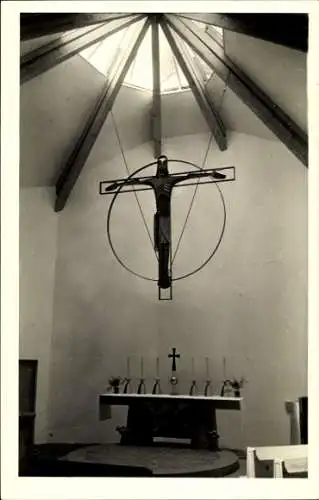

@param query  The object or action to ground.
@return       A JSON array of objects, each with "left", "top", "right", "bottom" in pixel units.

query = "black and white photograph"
[{"left": 1, "top": 2, "right": 319, "bottom": 499}]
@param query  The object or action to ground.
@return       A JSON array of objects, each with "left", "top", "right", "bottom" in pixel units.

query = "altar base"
[{"left": 61, "top": 443, "right": 239, "bottom": 477}]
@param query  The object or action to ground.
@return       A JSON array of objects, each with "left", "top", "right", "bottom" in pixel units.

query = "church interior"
[{"left": 18, "top": 12, "right": 309, "bottom": 478}]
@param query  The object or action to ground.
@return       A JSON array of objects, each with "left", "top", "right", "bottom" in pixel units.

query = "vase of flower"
[
  {"left": 221, "top": 377, "right": 247, "bottom": 397},
  {"left": 108, "top": 376, "right": 122, "bottom": 394},
  {"left": 231, "top": 377, "right": 247, "bottom": 397}
]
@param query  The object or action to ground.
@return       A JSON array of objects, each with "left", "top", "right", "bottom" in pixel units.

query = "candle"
[
  {"left": 223, "top": 357, "right": 227, "bottom": 379},
  {"left": 140, "top": 356, "right": 144, "bottom": 378},
  {"left": 205, "top": 357, "right": 210, "bottom": 379},
  {"left": 191, "top": 357, "right": 195, "bottom": 379},
  {"left": 156, "top": 357, "right": 160, "bottom": 378},
  {"left": 126, "top": 357, "right": 131, "bottom": 378}
]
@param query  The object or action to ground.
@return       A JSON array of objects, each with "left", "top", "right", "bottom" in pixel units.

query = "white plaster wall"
[
  {"left": 224, "top": 31, "right": 307, "bottom": 132},
  {"left": 19, "top": 187, "right": 58, "bottom": 442},
  {"left": 20, "top": 55, "right": 107, "bottom": 187},
  {"left": 48, "top": 130, "right": 307, "bottom": 448}
]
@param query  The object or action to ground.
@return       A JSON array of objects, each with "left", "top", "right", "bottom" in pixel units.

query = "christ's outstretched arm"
[
  {"left": 171, "top": 170, "right": 226, "bottom": 186},
  {"left": 104, "top": 177, "right": 153, "bottom": 192}
]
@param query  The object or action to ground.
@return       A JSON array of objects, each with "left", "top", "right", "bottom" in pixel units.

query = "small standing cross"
[{"left": 168, "top": 347, "right": 180, "bottom": 372}]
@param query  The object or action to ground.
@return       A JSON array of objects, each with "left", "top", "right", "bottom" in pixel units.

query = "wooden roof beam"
[
  {"left": 21, "top": 15, "right": 145, "bottom": 85},
  {"left": 55, "top": 18, "right": 151, "bottom": 212},
  {"left": 165, "top": 15, "right": 308, "bottom": 166},
  {"left": 161, "top": 20, "right": 227, "bottom": 151},
  {"left": 151, "top": 17, "right": 162, "bottom": 158},
  {"left": 204, "top": 25, "right": 224, "bottom": 48},
  {"left": 176, "top": 13, "right": 308, "bottom": 53},
  {"left": 20, "top": 13, "right": 135, "bottom": 40}
]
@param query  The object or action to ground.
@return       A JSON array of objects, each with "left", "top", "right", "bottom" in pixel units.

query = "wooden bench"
[{"left": 246, "top": 444, "right": 308, "bottom": 478}]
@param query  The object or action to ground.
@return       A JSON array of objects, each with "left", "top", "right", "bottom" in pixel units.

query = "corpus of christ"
[{"left": 100, "top": 155, "right": 235, "bottom": 299}]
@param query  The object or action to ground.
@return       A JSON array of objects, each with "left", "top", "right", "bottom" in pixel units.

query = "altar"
[
  {"left": 99, "top": 393, "right": 243, "bottom": 451},
  {"left": 63, "top": 350, "right": 244, "bottom": 476},
  {"left": 61, "top": 394, "right": 243, "bottom": 477}
]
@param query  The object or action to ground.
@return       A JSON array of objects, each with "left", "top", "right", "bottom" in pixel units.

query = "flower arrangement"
[
  {"left": 230, "top": 377, "right": 247, "bottom": 390},
  {"left": 108, "top": 376, "right": 123, "bottom": 393},
  {"left": 221, "top": 377, "right": 247, "bottom": 397}
]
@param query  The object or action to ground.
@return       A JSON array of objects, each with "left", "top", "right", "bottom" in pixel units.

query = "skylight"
[{"left": 80, "top": 19, "right": 223, "bottom": 94}]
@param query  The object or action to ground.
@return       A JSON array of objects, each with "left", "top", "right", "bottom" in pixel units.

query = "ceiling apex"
[{"left": 148, "top": 13, "right": 163, "bottom": 22}]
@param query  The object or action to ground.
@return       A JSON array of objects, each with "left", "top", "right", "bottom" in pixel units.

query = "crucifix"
[
  {"left": 169, "top": 347, "right": 180, "bottom": 372},
  {"left": 168, "top": 347, "right": 180, "bottom": 395},
  {"left": 100, "top": 155, "right": 235, "bottom": 299}
]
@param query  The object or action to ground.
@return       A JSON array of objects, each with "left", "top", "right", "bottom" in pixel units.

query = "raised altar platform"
[{"left": 61, "top": 443, "right": 240, "bottom": 477}]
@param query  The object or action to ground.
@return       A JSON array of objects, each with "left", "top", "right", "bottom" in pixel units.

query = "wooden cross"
[{"left": 168, "top": 347, "right": 180, "bottom": 372}]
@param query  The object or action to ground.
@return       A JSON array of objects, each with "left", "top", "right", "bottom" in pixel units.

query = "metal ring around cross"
[{"left": 106, "top": 159, "right": 227, "bottom": 283}]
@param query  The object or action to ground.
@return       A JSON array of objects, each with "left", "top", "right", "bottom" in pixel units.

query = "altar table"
[{"left": 99, "top": 393, "right": 243, "bottom": 450}]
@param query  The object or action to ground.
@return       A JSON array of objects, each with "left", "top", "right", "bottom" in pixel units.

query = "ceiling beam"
[
  {"left": 55, "top": 18, "right": 151, "bottom": 212},
  {"left": 177, "top": 13, "right": 308, "bottom": 52},
  {"left": 161, "top": 20, "right": 227, "bottom": 151},
  {"left": 151, "top": 16, "right": 162, "bottom": 158},
  {"left": 20, "top": 13, "right": 135, "bottom": 40},
  {"left": 165, "top": 15, "right": 307, "bottom": 166},
  {"left": 204, "top": 25, "right": 224, "bottom": 48},
  {"left": 21, "top": 15, "right": 145, "bottom": 85}
]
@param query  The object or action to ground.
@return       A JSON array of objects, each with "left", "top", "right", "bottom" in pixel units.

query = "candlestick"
[
  {"left": 204, "top": 380, "right": 212, "bottom": 396},
  {"left": 204, "top": 357, "right": 212, "bottom": 396},
  {"left": 152, "top": 357, "right": 161, "bottom": 394},
  {"left": 189, "top": 379, "right": 198, "bottom": 396},
  {"left": 123, "top": 356, "right": 132, "bottom": 394},
  {"left": 152, "top": 378, "right": 161, "bottom": 394},
  {"left": 137, "top": 356, "right": 146, "bottom": 394},
  {"left": 189, "top": 357, "right": 198, "bottom": 395}
]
